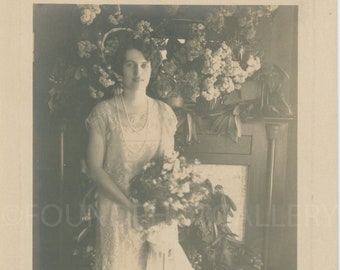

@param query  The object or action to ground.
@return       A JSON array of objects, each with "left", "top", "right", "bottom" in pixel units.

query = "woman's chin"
[{"left": 125, "top": 85, "right": 147, "bottom": 93}]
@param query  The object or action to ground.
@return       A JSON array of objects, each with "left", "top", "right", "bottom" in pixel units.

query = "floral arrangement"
[
  {"left": 47, "top": 5, "right": 282, "bottom": 115},
  {"left": 129, "top": 152, "right": 210, "bottom": 229},
  {"left": 47, "top": 5, "right": 293, "bottom": 143},
  {"left": 153, "top": 23, "right": 262, "bottom": 104},
  {"left": 46, "top": 5, "right": 294, "bottom": 145}
]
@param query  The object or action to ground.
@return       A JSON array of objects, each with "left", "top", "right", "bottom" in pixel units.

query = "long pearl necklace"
[
  {"left": 115, "top": 95, "right": 150, "bottom": 154},
  {"left": 120, "top": 94, "right": 149, "bottom": 133}
]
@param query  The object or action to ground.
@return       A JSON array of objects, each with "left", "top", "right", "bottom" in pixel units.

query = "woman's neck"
[{"left": 121, "top": 89, "right": 148, "bottom": 112}]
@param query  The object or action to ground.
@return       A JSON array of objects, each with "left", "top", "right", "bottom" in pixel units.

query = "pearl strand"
[
  {"left": 115, "top": 97, "right": 150, "bottom": 154},
  {"left": 120, "top": 95, "right": 149, "bottom": 133}
]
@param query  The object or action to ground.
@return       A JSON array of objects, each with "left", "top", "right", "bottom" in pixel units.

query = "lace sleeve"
[
  {"left": 158, "top": 101, "right": 178, "bottom": 156},
  {"left": 85, "top": 101, "right": 108, "bottom": 142},
  {"left": 162, "top": 102, "right": 178, "bottom": 137}
]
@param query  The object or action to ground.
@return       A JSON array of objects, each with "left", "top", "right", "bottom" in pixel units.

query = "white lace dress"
[{"left": 85, "top": 96, "right": 193, "bottom": 270}]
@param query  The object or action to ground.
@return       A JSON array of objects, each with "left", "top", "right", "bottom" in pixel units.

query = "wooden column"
[
  {"left": 263, "top": 123, "right": 280, "bottom": 270},
  {"left": 57, "top": 119, "right": 67, "bottom": 270},
  {"left": 262, "top": 117, "right": 294, "bottom": 270}
]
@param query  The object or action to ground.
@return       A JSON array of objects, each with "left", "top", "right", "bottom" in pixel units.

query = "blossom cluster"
[
  {"left": 88, "top": 85, "right": 104, "bottom": 100},
  {"left": 108, "top": 5, "right": 123, "bottom": 25},
  {"left": 78, "top": 5, "right": 101, "bottom": 25},
  {"left": 199, "top": 41, "right": 261, "bottom": 100},
  {"left": 153, "top": 17, "right": 263, "bottom": 103},
  {"left": 205, "top": 6, "right": 278, "bottom": 37},
  {"left": 185, "top": 24, "right": 206, "bottom": 62},
  {"left": 93, "top": 65, "right": 116, "bottom": 88},
  {"left": 133, "top": 20, "right": 153, "bottom": 42},
  {"left": 129, "top": 152, "right": 210, "bottom": 229},
  {"left": 77, "top": 41, "right": 97, "bottom": 59}
]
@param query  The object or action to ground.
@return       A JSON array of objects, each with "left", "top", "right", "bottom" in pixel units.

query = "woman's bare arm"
[{"left": 87, "top": 127, "right": 134, "bottom": 212}]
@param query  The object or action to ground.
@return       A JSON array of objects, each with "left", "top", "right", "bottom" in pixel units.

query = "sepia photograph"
[
  {"left": 1, "top": 0, "right": 338, "bottom": 269},
  {"left": 0, "top": 1, "right": 336, "bottom": 270},
  {"left": 32, "top": 4, "right": 298, "bottom": 270},
  {"left": 33, "top": 4, "right": 298, "bottom": 270}
]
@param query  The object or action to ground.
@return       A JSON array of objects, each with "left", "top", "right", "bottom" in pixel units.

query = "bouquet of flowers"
[{"left": 129, "top": 152, "right": 211, "bottom": 230}]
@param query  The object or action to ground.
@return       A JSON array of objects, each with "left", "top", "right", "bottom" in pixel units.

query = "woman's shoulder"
[
  {"left": 152, "top": 98, "right": 178, "bottom": 129},
  {"left": 152, "top": 98, "right": 175, "bottom": 114},
  {"left": 91, "top": 98, "right": 112, "bottom": 112},
  {"left": 88, "top": 98, "right": 116, "bottom": 119}
]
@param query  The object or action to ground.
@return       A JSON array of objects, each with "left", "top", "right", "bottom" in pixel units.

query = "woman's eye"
[{"left": 141, "top": 63, "right": 147, "bottom": 69}]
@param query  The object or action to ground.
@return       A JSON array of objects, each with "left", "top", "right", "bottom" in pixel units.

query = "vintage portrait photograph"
[
  {"left": 1, "top": 0, "right": 338, "bottom": 269},
  {"left": 32, "top": 4, "right": 298, "bottom": 270}
]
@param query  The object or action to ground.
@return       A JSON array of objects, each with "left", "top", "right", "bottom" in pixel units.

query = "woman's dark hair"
[{"left": 113, "top": 38, "right": 154, "bottom": 75}]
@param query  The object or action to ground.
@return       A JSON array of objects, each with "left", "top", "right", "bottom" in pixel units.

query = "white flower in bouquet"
[
  {"left": 181, "top": 182, "right": 191, "bottom": 194},
  {"left": 143, "top": 202, "right": 156, "bottom": 217},
  {"left": 171, "top": 181, "right": 191, "bottom": 197},
  {"left": 171, "top": 199, "right": 184, "bottom": 211},
  {"left": 191, "top": 174, "right": 204, "bottom": 184},
  {"left": 214, "top": 48, "right": 228, "bottom": 61},
  {"left": 164, "top": 151, "right": 179, "bottom": 162},
  {"left": 162, "top": 162, "right": 174, "bottom": 172},
  {"left": 143, "top": 161, "right": 154, "bottom": 171},
  {"left": 221, "top": 41, "right": 233, "bottom": 56}
]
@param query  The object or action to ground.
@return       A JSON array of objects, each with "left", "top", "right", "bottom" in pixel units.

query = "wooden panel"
[
  {"left": 183, "top": 120, "right": 268, "bottom": 251},
  {"left": 185, "top": 135, "right": 252, "bottom": 155}
]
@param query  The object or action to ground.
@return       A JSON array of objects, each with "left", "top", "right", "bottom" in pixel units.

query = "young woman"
[{"left": 86, "top": 38, "right": 193, "bottom": 270}]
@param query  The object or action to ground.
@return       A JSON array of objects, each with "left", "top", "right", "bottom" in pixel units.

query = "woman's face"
[{"left": 122, "top": 49, "right": 151, "bottom": 92}]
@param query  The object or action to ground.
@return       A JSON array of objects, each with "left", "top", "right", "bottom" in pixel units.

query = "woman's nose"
[{"left": 133, "top": 65, "right": 140, "bottom": 76}]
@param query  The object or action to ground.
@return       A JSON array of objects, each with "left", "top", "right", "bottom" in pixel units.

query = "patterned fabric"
[{"left": 85, "top": 97, "right": 192, "bottom": 270}]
